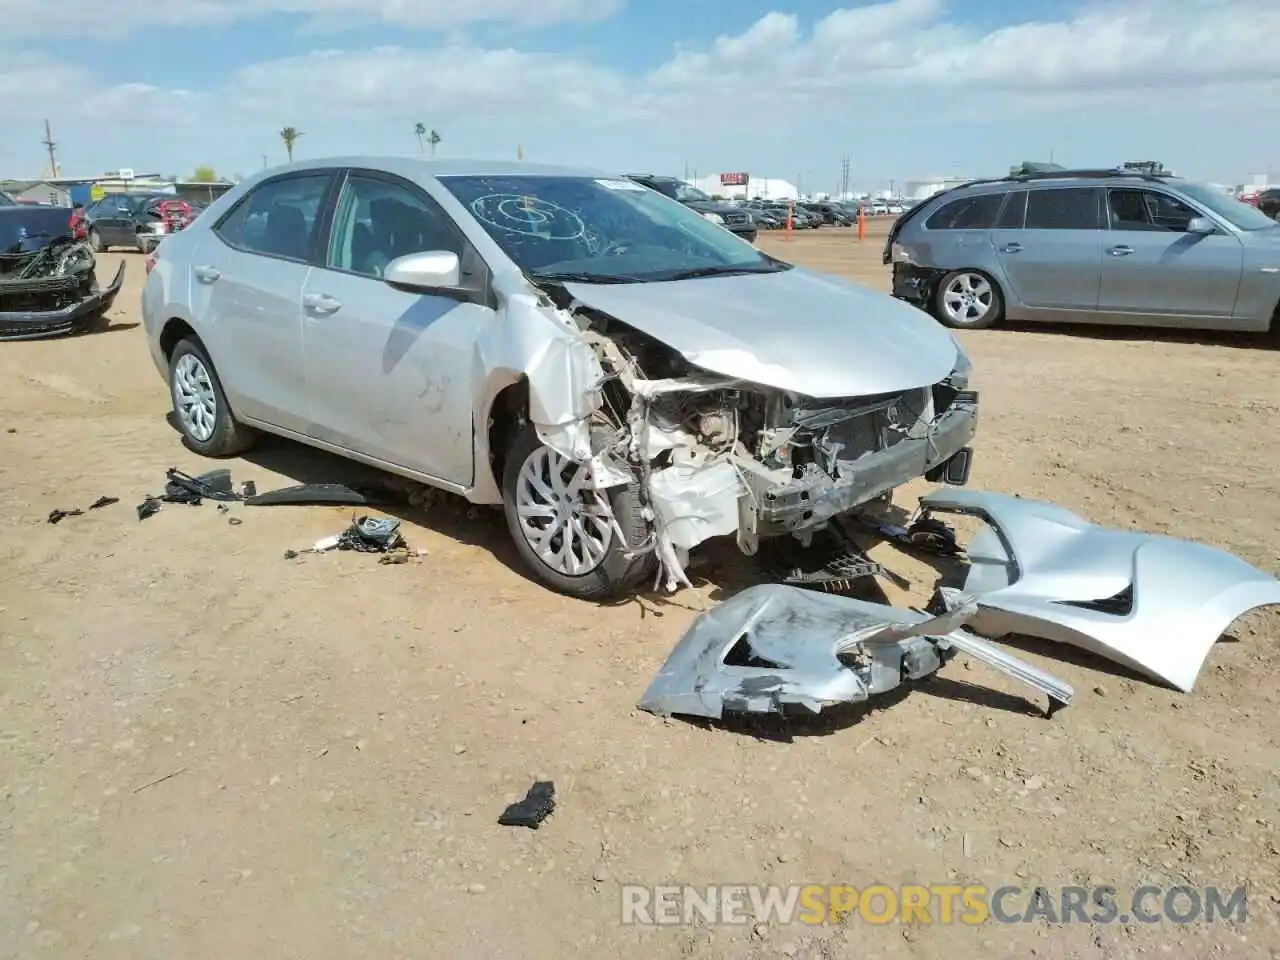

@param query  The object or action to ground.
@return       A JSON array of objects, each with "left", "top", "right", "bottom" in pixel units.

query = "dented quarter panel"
[
  {"left": 564, "top": 267, "right": 960, "bottom": 398},
  {"left": 921, "top": 489, "right": 1280, "bottom": 692}
]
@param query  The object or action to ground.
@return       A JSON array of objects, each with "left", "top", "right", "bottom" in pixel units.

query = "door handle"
[
  {"left": 303, "top": 293, "right": 342, "bottom": 314},
  {"left": 193, "top": 265, "right": 221, "bottom": 282},
  {"left": 1108, "top": 245, "right": 1134, "bottom": 256},
  {"left": 999, "top": 242, "right": 1022, "bottom": 253}
]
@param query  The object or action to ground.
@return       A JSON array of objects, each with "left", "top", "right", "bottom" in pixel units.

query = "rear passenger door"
[
  {"left": 989, "top": 186, "right": 1104, "bottom": 322},
  {"left": 1097, "top": 187, "right": 1243, "bottom": 327},
  {"left": 188, "top": 171, "right": 337, "bottom": 432}
]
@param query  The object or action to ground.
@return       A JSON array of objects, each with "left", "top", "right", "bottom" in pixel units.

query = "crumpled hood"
[{"left": 564, "top": 267, "right": 960, "bottom": 398}]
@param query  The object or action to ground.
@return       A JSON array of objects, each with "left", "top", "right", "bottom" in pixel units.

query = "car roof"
[{"left": 246, "top": 156, "right": 618, "bottom": 183}]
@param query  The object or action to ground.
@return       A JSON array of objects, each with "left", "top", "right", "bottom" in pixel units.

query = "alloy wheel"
[
  {"left": 514, "top": 445, "right": 614, "bottom": 576},
  {"left": 942, "top": 273, "right": 994, "bottom": 326},
  {"left": 173, "top": 353, "right": 217, "bottom": 442}
]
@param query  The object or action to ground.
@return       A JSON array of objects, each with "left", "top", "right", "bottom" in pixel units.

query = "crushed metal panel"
[
  {"left": 637, "top": 584, "right": 1072, "bottom": 720},
  {"left": 919, "top": 489, "right": 1280, "bottom": 692}
]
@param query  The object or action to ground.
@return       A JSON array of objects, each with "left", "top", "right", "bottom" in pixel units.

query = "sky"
[{"left": 1, "top": 0, "right": 1277, "bottom": 191}]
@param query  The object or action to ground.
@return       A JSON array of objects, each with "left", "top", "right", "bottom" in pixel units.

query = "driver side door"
[{"left": 301, "top": 169, "right": 495, "bottom": 487}]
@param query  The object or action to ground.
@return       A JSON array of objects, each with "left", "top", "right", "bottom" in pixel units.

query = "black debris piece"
[
  {"left": 283, "top": 549, "right": 300, "bottom": 560},
  {"left": 242, "top": 480, "right": 257, "bottom": 498},
  {"left": 337, "top": 516, "right": 405, "bottom": 553},
  {"left": 857, "top": 515, "right": 962, "bottom": 557},
  {"left": 244, "top": 482, "right": 377, "bottom": 507},
  {"left": 498, "top": 781, "right": 556, "bottom": 829},
  {"left": 48, "top": 494, "right": 120, "bottom": 524},
  {"left": 164, "top": 467, "right": 240, "bottom": 504},
  {"left": 136, "top": 497, "right": 162, "bottom": 521}
]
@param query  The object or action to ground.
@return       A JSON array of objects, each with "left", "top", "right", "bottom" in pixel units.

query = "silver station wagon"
[{"left": 887, "top": 168, "right": 1280, "bottom": 333}]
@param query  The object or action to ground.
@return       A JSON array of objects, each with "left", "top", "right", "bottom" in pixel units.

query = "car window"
[
  {"left": 674, "top": 184, "right": 710, "bottom": 202},
  {"left": 1173, "top": 181, "right": 1279, "bottom": 231},
  {"left": 1025, "top": 187, "right": 1101, "bottom": 230},
  {"left": 437, "top": 174, "right": 784, "bottom": 283},
  {"left": 994, "top": 190, "right": 1027, "bottom": 229},
  {"left": 1108, "top": 189, "right": 1197, "bottom": 232},
  {"left": 214, "top": 174, "right": 331, "bottom": 262},
  {"left": 328, "top": 173, "right": 464, "bottom": 279},
  {"left": 925, "top": 192, "right": 1006, "bottom": 230}
]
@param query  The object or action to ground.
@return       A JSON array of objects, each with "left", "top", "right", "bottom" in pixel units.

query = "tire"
[
  {"left": 88, "top": 228, "right": 103, "bottom": 253},
  {"left": 167, "top": 337, "right": 255, "bottom": 457},
  {"left": 138, "top": 238, "right": 154, "bottom": 255},
  {"left": 934, "top": 270, "right": 1004, "bottom": 330},
  {"left": 501, "top": 425, "right": 654, "bottom": 599}
]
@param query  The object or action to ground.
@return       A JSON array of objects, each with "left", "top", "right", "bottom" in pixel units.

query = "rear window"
[
  {"left": 925, "top": 192, "right": 1006, "bottom": 230},
  {"left": 1025, "top": 187, "right": 1102, "bottom": 230}
]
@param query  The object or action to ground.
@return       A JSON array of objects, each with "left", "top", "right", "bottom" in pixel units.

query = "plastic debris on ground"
[
  {"left": 47, "top": 495, "right": 119, "bottom": 524},
  {"left": 497, "top": 781, "right": 557, "bottom": 829},
  {"left": 284, "top": 515, "right": 426, "bottom": 564}
]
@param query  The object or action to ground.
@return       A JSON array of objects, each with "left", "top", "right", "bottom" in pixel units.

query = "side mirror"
[
  {"left": 384, "top": 250, "right": 462, "bottom": 292},
  {"left": 1186, "top": 216, "right": 1216, "bottom": 235}
]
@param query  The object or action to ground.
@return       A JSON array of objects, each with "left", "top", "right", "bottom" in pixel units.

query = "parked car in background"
[
  {"left": 142, "top": 157, "right": 977, "bottom": 598},
  {"left": 1257, "top": 188, "right": 1280, "bottom": 220},
  {"left": 84, "top": 194, "right": 196, "bottom": 254},
  {"left": 624, "top": 175, "right": 756, "bottom": 243},
  {"left": 750, "top": 208, "right": 784, "bottom": 229},
  {"left": 801, "top": 202, "right": 852, "bottom": 226},
  {"left": 887, "top": 167, "right": 1280, "bottom": 333}
]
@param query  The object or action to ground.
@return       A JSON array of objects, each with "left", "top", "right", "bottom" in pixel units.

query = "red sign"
[{"left": 720, "top": 172, "right": 749, "bottom": 186}]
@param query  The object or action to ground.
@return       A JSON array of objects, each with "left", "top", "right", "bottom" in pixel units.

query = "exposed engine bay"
[{"left": 535, "top": 285, "right": 979, "bottom": 592}]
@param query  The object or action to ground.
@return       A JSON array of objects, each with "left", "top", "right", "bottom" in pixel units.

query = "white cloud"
[
  {"left": 1, "top": 0, "right": 1277, "bottom": 182},
  {"left": 0, "top": 0, "right": 621, "bottom": 38}
]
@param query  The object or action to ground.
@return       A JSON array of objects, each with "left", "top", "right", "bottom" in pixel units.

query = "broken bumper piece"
[
  {"left": 0, "top": 262, "right": 125, "bottom": 342},
  {"left": 757, "top": 395, "right": 977, "bottom": 535},
  {"left": 919, "top": 488, "right": 1280, "bottom": 692},
  {"left": 637, "top": 583, "right": 1071, "bottom": 720}
]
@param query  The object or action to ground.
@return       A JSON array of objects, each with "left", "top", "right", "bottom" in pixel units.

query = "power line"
[{"left": 41, "top": 120, "right": 59, "bottom": 178}]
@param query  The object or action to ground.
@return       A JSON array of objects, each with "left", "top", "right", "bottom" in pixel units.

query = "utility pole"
[
  {"left": 840, "top": 155, "right": 850, "bottom": 200},
  {"left": 42, "top": 120, "right": 59, "bottom": 178}
]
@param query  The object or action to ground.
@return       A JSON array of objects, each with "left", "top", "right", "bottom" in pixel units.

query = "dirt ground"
[{"left": 2, "top": 222, "right": 1278, "bottom": 960}]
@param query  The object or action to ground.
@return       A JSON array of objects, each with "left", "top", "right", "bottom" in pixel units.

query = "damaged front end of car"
[
  {"left": 0, "top": 236, "right": 125, "bottom": 342},
  {"left": 518, "top": 280, "right": 978, "bottom": 593}
]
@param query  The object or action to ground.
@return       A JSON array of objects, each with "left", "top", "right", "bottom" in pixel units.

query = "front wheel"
[
  {"left": 935, "top": 270, "right": 1004, "bottom": 329},
  {"left": 501, "top": 426, "right": 654, "bottom": 599},
  {"left": 88, "top": 229, "right": 103, "bottom": 253}
]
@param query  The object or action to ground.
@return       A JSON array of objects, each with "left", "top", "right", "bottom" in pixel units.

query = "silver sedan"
[{"left": 143, "top": 157, "right": 976, "bottom": 597}]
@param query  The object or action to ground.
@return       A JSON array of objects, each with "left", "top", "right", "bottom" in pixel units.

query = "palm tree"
[
  {"left": 427, "top": 128, "right": 441, "bottom": 157},
  {"left": 414, "top": 122, "right": 427, "bottom": 154},
  {"left": 279, "top": 126, "right": 302, "bottom": 162}
]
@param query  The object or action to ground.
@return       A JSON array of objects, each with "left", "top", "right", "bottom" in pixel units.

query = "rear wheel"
[
  {"left": 501, "top": 426, "right": 654, "bottom": 599},
  {"left": 935, "top": 270, "right": 1003, "bottom": 329},
  {"left": 168, "top": 337, "right": 255, "bottom": 457}
]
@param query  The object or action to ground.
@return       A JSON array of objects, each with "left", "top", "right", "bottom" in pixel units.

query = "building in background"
[
  {"left": 0, "top": 180, "right": 72, "bottom": 206},
  {"left": 903, "top": 176, "right": 973, "bottom": 201},
  {"left": 689, "top": 173, "right": 799, "bottom": 201}
]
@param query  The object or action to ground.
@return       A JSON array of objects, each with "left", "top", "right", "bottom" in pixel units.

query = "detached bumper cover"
[
  {"left": 921, "top": 488, "right": 1280, "bottom": 692},
  {"left": 0, "top": 262, "right": 125, "bottom": 341},
  {"left": 758, "top": 393, "right": 978, "bottom": 535},
  {"left": 637, "top": 583, "right": 1072, "bottom": 720}
]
